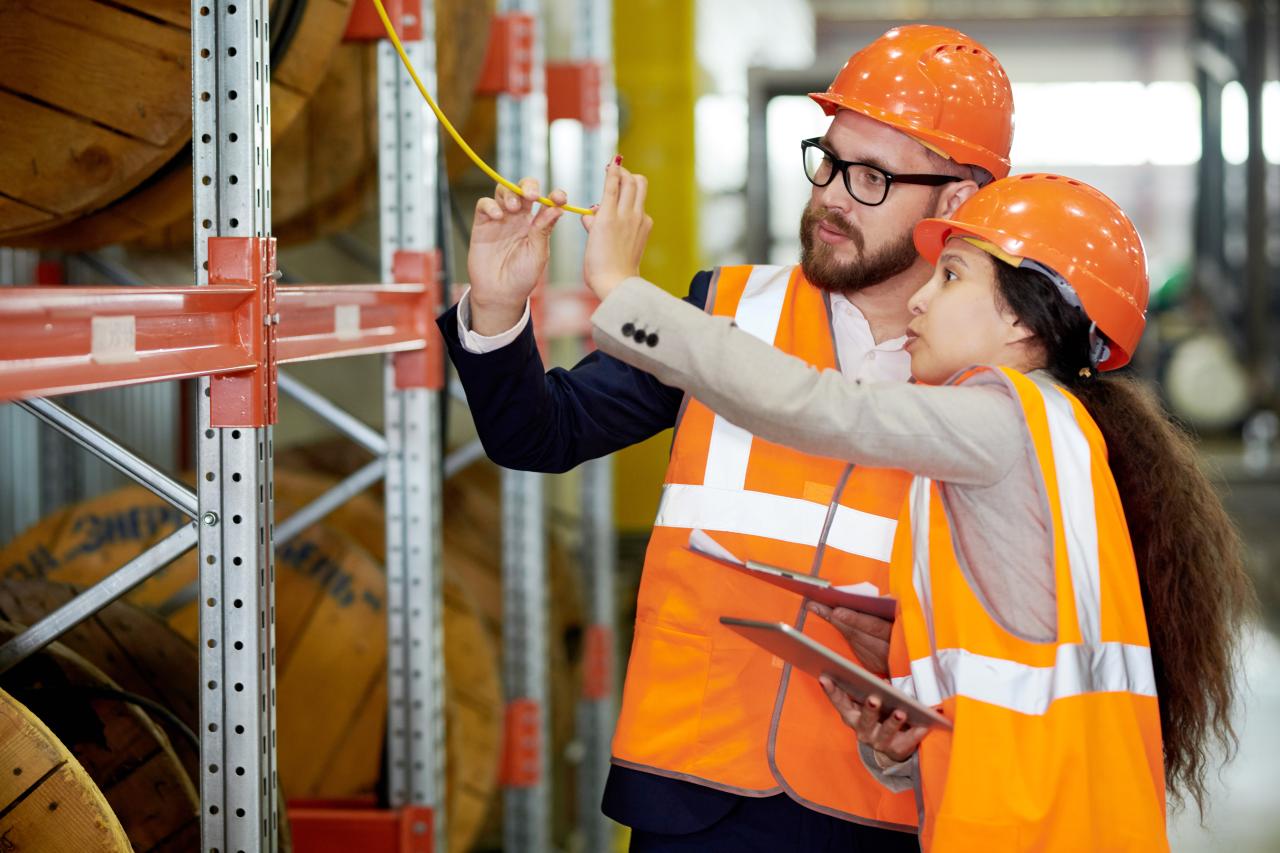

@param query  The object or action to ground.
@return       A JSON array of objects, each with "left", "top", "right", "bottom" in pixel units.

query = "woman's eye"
[{"left": 942, "top": 268, "right": 958, "bottom": 282}]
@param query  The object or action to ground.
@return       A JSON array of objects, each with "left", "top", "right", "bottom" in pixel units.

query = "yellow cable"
[{"left": 370, "top": 0, "right": 593, "bottom": 216}]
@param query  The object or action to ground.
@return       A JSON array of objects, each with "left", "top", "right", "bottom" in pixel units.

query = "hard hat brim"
[
  {"left": 913, "top": 217, "right": 1142, "bottom": 370},
  {"left": 808, "top": 91, "right": 1012, "bottom": 180}
]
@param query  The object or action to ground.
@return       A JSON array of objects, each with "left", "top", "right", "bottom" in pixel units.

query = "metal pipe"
[
  {"left": 275, "top": 457, "right": 387, "bottom": 545},
  {"left": 1243, "top": 0, "right": 1270, "bottom": 394},
  {"left": 444, "top": 439, "right": 488, "bottom": 479},
  {"left": 278, "top": 372, "right": 389, "bottom": 457},
  {"left": 0, "top": 524, "right": 198, "bottom": 673},
  {"left": 17, "top": 398, "right": 198, "bottom": 518}
]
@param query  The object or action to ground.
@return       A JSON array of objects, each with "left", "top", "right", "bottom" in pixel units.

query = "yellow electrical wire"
[{"left": 369, "top": 0, "right": 593, "bottom": 216}]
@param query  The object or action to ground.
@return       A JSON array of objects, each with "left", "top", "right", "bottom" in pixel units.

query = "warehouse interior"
[{"left": 0, "top": 0, "right": 1278, "bottom": 850}]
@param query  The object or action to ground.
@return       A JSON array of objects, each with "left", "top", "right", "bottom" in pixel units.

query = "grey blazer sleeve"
[{"left": 590, "top": 277, "right": 1023, "bottom": 487}]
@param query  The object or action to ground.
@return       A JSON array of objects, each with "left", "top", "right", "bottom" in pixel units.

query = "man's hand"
[
  {"left": 581, "top": 163, "right": 653, "bottom": 300},
  {"left": 807, "top": 602, "right": 892, "bottom": 677},
  {"left": 467, "top": 177, "right": 568, "bottom": 335},
  {"left": 818, "top": 677, "right": 928, "bottom": 764}
]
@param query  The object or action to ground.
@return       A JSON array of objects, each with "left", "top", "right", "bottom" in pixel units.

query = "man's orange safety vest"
[
  {"left": 610, "top": 264, "right": 918, "bottom": 830},
  {"left": 889, "top": 367, "right": 1168, "bottom": 851}
]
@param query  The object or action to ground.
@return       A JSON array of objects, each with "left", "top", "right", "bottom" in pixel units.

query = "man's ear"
[{"left": 934, "top": 180, "right": 979, "bottom": 218}]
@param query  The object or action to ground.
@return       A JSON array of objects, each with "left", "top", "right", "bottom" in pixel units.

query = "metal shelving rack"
[
  {"left": 492, "top": 4, "right": 553, "bottom": 851},
  {"left": 566, "top": 0, "right": 619, "bottom": 848},
  {"left": 0, "top": 1, "right": 446, "bottom": 851},
  {"left": 0, "top": 0, "right": 620, "bottom": 850}
]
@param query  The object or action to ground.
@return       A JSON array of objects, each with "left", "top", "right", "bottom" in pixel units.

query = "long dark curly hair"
[{"left": 993, "top": 258, "right": 1256, "bottom": 817}]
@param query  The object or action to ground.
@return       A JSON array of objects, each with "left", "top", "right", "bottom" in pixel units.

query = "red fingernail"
[{"left": 614, "top": 155, "right": 623, "bottom": 165}]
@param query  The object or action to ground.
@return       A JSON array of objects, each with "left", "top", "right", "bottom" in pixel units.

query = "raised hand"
[
  {"left": 467, "top": 177, "right": 568, "bottom": 335},
  {"left": 582, "top": 162, "right": 653, "bottom": 300}
]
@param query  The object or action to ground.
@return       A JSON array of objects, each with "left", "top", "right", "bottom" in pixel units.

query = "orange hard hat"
[
  {"left": 914, "top": 173, "right": 1149, "bottom": 370},
  {"left": 810, "top": 25, "right": 1014, "bottom": 180}
]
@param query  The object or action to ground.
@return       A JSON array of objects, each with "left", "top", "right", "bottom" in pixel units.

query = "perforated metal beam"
[{"left": 193, "top": 1, "right": 279, "bottom": 850}]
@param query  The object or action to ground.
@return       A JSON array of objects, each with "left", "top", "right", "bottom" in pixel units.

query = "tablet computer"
[
  {"left": 720, "top": 616, "right": 952, "bottom": 730},
  {"left": 687, "top": 530, "right": 897, "bottom": 620}
]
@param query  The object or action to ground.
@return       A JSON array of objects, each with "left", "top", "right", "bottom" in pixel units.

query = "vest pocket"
[
  {"left": 694, "top": 632, "right": 784, "bottom": 771},
  {"left": 614, "top": 620, "right": 711, "bottom": 769}
]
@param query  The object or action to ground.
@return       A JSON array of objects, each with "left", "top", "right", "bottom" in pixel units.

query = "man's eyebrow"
[{"left": 818, "top": 138, "right": 894, "bottom": 173}]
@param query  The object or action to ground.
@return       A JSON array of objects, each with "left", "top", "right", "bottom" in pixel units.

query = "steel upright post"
[
  {"left": 192, "top": 1, "right": 279, "bottom": 850},
  {"left": 378, "top": 3, "right": 449, "bottom": 852},
  {"left": 570, "top": 0, "right": 619, "bottom": 847},
  {"left": 495, "top": 1, "right": 552, "bottom": 850}
]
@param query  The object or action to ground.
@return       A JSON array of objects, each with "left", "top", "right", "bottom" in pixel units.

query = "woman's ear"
[
  {"left": 935, "top": 180, "right": 979, "bottom": 218},
  {"left": 1001, "top": 309, "right": 1037, "bottom": 348}
]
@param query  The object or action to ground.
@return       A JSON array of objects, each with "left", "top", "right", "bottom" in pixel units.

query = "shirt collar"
[{"left": 829, "top": 292, "right": 908, "bottom": 352}]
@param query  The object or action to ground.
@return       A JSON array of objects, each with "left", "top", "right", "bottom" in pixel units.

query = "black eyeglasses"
[{"left": 801, "top": 138, "right": 962, "bottom": 206}]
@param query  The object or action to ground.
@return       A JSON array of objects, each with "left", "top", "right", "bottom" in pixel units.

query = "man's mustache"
[{"left": 808, "top": 208, "right": 864, "bottom": 252}]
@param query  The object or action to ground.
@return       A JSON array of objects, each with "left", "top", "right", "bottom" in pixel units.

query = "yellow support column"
[{"left": 612, "top": 0, "right": 699, "bottom": 531}]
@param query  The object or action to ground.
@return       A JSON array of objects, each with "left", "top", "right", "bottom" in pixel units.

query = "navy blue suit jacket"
[{"left": 438, "top": 271, "right": 743, "bottom": 833}]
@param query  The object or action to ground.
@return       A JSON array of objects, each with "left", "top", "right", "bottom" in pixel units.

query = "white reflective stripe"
[
  {"left": 655, "top": 483, "right": 897, "bottom": 563},
  {"left": 701, "top": 266, "right": 791, "bottom": 490},
  {"left": 1032, "top": 374, "right": 1104, "bottom": 645},
  {"left": 892, "top": 642, "right": 1157, "bottom": 716},
  {"left": 909, "top": 477, "right": 938, "bottom": 647},
  {"left": 826, "top": 504, "right": 897, "bottom": 563},
  {"left": 703, "top": 419, "right": 755, "bottom": 489}
]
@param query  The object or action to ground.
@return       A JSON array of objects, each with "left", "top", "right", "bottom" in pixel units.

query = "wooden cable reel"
[
  {"left": 1, "top": 0, "right": 498, "bottom": 251},
  {"left": 0, "top": 476, "right": 501, "bottom": 853},
  {"left": 0, "top": 0, "right": 354, "bottom": 246},
  {"left": 0, "top": 619, "right": 198, "bottom": 852},
  {"left": 0, "top": 683, "right": 132, "bottom": 852},
  {"left": 270, "top": 456, "right": 587, "bottom": 847},
  {"left": 0, "top": 580, "right": 297, "bottom": 851}
]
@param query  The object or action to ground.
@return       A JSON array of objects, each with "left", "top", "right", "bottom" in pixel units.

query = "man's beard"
[{"left": 799, "top": 204, "right": 922, "bottom": 295}]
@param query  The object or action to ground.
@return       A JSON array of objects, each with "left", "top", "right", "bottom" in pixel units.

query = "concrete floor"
[
  {"left": 1170, "top": 448, "right": 1280, "bottom": 851},
  {"left": 1168, "top": 623, "right": 1280, "bottom": 851}
]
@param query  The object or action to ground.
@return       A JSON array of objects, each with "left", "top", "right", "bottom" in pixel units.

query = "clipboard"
[
  {"left": 687, "top": 529, "right": 897, "bottom": 620},
  {"left": 720, "top": 617, "right": 952, "bottom": 730}
]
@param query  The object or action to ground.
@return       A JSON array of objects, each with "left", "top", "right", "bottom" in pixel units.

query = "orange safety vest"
[
  {"left": 611, "top": 264, "right": 918, "bottom": 829},
  {"left": 888, "top": 367, "right": 1168, "bottom": 851}
]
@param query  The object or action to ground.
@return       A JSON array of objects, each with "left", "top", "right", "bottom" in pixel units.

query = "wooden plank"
[
  {"left": 271, "top": 0, "right": 354, "bottom": 107},
  {"left": 0, "top": 689, "right": 132, "bottom": 852},
  {"left": 0, "top": 92, "right": 167, "bottom": 220},
  {"left": 274, "top": 532, "right": 386, "bottom": 794},
  {"left": 0, "top": 196, "right": 54, "bottom": 243},
  {"left": 98, "top": 0, "right": 189, "bottom": 29},
  {"left": 0, "top": 762, "right": 132, "bottom": 851},
  {"left": 0, "top": 1, "right": 189, "bottom": 146},
  {"left": 0, "top": 695, "right": 61, "bottom": 809}
]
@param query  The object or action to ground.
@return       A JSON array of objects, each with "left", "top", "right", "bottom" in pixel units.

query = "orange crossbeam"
[
  {"left": 0, "top": 242, "right": 443, "bottom": 407},
  {"left": 276, "top": 284, "right": 433, "bottom": 365},
  {"left": 0, "top": 284, "right": 259, "bottom": 402}
]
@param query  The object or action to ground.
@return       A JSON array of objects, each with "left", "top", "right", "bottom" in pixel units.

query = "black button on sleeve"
[
  {"left": 646, "top": 333, "right": 659, "bottom": 347},
  {"left": 621, "top": 322, "right": 635, "bottom": 337},
  {"left": 633, "top": 329, "right": 647, "bottom": 344}
]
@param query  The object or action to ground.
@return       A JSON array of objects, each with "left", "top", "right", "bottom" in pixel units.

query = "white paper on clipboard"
[{"left": 688, "top": 529, "right": 897, "bottom": 619}]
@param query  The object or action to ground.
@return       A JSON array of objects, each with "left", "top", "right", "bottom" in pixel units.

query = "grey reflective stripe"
[
  {"left": 892, "top": 642, "right": 1157, "bottom": 714},
  {"left": 1031, "top": 373, "right": 1104, "bottom": 645},
  {"left": 655, "top": 483, "right": 897, "bottom": 564},
  {"left": 702, "top": 265, "right": 792, "bottom": 491}
]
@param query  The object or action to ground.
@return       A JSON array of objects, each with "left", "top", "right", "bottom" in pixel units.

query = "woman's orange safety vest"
[
  {"left": 888, "top": 367, "right": 1168, "bottom": 851},
  {"left": 611, "top": 264, "right": 918, "bottom": 829}
]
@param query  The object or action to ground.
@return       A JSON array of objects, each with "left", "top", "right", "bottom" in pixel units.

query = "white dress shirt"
[{"left": 456, "top": 286, "right": 911, "bottom": 384}]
